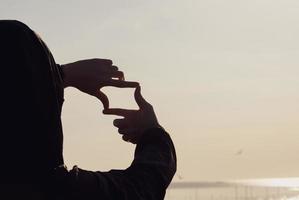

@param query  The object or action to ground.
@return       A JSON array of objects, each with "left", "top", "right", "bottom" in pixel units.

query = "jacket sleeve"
[{"left": 63, "top": 127, "right": 177, "bottom": 200}]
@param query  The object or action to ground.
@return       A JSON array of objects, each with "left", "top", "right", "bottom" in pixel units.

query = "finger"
[
  {"left": 98, "top": 58, "right": 113, "bottom": 66},
  {"left": 118, "top": 129, "right": 128, "bottom": 135},
  {"left": 119, "top": 128, "right": 138, "bottom": 135},
  {"left": 103, "top": 108, "right": 135, "bottom": 117},
  {"left": 134, "top": 86, "right": 151, "bottom": 109},
  {"left": 122, "top": 134, "right": 131, "bottom": 142},
  {"left": 122, "top": 131, "right": 138, "bottom": 143},
  {"left": 94, "top": 90, "right": 109, "bottom": 109},
  {"left": 113, "top": 119, "right": 128, "bottom": 129},
  {"left": 101, "top": 65, "right": 118, "bottom": 72},
  {"left": 91, "top": 58, "right": 113, "bottom": 66},
  {"left": 110, "top": 65, "right": 119, "bottom": 71},
  {"left": 110, "top": 71, "right": 125, "bottom": 81},
  {"left": 122, "top": 134, "right": 132, "bottom": 140},
  {"left": 105, "top": 80, "right": 139, "bottom": 88}
]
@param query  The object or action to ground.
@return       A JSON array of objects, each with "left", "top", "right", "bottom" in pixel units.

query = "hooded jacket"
[{"left": 0, "top": 20, "right": 176, "bottom": 200}]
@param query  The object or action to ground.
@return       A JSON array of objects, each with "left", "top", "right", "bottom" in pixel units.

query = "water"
[{"left": 165, "top": 179, "right": 299, "bottom": 200}]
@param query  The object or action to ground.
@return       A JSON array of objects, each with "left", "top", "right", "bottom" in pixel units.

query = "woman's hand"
[
  {"left": 62, "top": 59, "right": 139, "bottom": 109},
  {"left": 103, "top": 86, "right": 162, "bottom": 144}
]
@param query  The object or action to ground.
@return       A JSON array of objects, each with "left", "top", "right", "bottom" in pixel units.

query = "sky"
[{"left": 1, "top": 0, "right": 299, "bottom": 181}]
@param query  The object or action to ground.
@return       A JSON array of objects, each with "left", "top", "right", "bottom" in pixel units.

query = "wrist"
[
  {"left": 61, "top": 64, "right": 73, "bottom": 88},
  {"left": 138, "top": 125, "right": 164, "bottom": 140},
  {"left": 144, "top": 126, "right": 164, "bottom": 134},
  {"left": 137, "top": 126, "right": 167, "bottom": 145}
]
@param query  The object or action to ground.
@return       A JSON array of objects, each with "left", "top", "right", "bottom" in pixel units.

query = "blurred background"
[{"left": 1, "top": 0, "right": 299, "bottom": 186}]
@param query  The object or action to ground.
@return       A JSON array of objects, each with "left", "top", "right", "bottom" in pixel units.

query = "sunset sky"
[{"left": 1, "top": 0, "right": 299, "bottom": 181}]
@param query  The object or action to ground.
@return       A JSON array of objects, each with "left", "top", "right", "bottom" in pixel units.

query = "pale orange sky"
[{"left": 1, "top": 0, "right": 299, "bottom": 181}]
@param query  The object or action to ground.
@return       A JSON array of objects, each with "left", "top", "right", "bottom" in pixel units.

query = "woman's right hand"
[
  {"left": 62, "top": 59, "right": 139, "bottom": 109},
  {"left": 103, "top": 86, "right": 162, "bottom": 144}
]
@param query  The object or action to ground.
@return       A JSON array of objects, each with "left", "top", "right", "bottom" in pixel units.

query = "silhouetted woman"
[{"left": 0, "top": 20, "right": 176, "bottom": 200}]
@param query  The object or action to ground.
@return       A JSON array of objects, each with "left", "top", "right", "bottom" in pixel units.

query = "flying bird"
[{"left": 235, "top": 149, "right": 243, "bottom": 156}]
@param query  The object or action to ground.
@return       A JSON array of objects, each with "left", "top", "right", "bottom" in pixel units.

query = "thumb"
[
  {"left": 134, "top": 86, "right": 150, "bottom": 109},
  {"left": 95, "top": 89, "right": 109, "bottom": 109}
]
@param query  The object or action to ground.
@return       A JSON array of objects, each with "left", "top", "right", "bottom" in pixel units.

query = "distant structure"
[{"left": 166, "top": 181, "right": 299, "bottom": 200}]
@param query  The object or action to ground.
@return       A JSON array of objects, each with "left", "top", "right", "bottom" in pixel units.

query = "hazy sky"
[{"left": 2, "top": 0, "right": 299, "bottom": 181}]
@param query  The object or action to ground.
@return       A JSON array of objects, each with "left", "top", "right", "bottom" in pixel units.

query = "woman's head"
[{"left": 0, "top": 20, "right": 64, "bottom": 182}]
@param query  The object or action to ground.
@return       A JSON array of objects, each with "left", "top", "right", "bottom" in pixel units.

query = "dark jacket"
[
  {"left": 0, "top": 20, "right": 176, "bottom": 200},
  {"left": 55, "top": 127, "right": 176, "bottom": 200}
]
